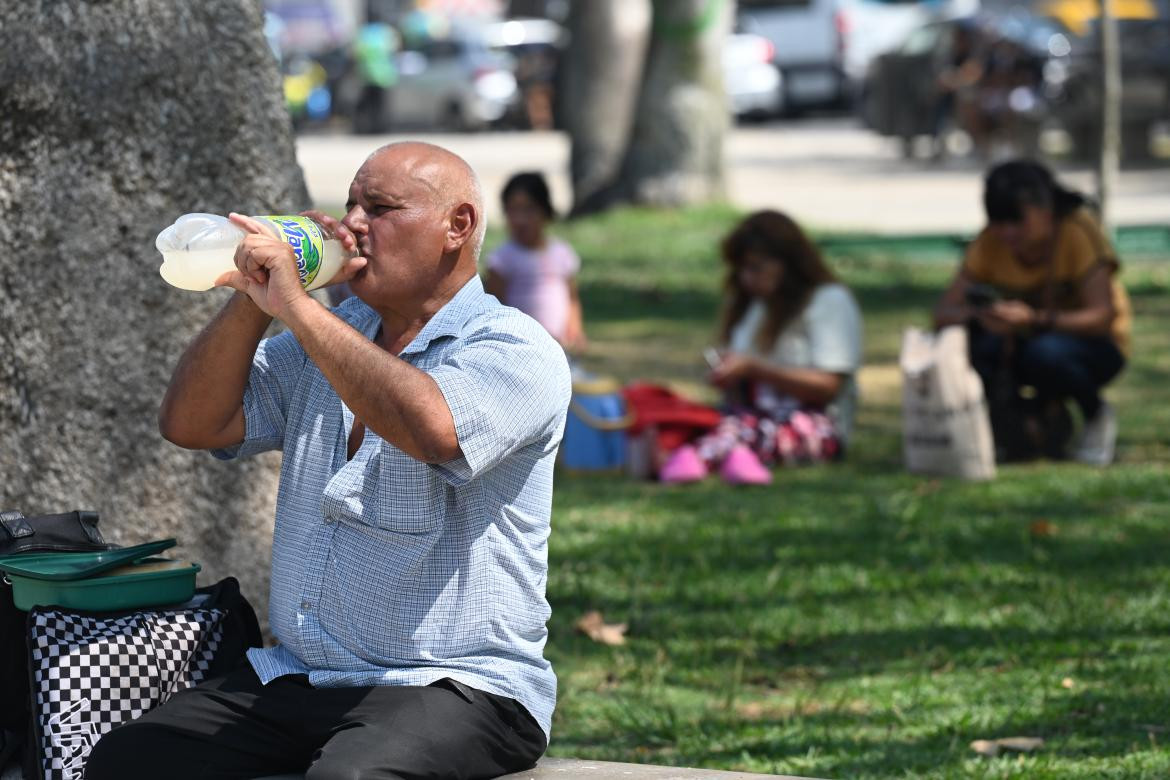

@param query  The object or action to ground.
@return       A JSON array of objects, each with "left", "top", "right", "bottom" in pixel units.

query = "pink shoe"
[
  {"left": 720, "top": 444, "right": 773, "bottom": 485},
  {"left": 659, "top": 445, "right": 708, "bottom": 483}
]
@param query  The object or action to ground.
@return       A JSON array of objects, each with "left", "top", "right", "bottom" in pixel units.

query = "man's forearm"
[
  {"left": 282, "top": 297, "right": 460, "bottom": 463},
  {"left": 159, "top": 293, "right": 272, "bottom": 448}
]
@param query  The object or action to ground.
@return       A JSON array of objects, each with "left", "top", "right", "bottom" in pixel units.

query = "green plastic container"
[{"left": 6, "top": 558, "right": 201, "bottom": 611}]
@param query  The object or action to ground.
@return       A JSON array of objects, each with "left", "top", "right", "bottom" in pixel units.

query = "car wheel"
[{"left": 443, "top": 100, "right": 467, "bottom": 132}]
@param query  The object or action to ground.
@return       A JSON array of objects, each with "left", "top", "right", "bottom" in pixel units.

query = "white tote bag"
[{"left": 900, "top": 326, "right": 996, "bottom": 480}]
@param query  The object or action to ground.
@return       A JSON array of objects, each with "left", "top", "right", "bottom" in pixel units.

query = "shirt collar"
[{"left": 398, "top": 275, "right": 487, "bottom": 355}]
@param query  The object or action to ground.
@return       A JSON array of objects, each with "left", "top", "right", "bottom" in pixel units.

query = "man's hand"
[
  {"left": 214, "top": 213, "right": 311, "bottom": 318},
  {"left": 299, "top": 209, "right": 367, "bottom": 288},
  {"left": 708, "top": 352, "right": 757, "bottom": 389}
]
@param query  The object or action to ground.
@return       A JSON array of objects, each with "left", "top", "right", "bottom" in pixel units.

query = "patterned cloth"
[
  {"left": 29, "top": 607, "right": 224, "bottom": 780},
  {"left": 213, "top": 276, "right": 571, "bottom": 739},
  {"left": 695, "top": 405, "right": 842, "bottom": 468}
]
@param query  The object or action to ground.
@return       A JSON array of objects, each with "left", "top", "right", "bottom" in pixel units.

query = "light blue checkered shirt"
[{"left": 213, "top": 276, "right": 570, "bottom": 739}]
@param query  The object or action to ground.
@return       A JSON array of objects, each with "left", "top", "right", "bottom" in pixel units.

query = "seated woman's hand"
[
  {"left": 709, "top": 353, "right": 757, "bottom": 388},
  {"left": 981, "top": 300, "right": 1036, "bottom": 334}
]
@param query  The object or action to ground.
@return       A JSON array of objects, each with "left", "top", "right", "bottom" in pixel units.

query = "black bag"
[
  {"left": 0, "top": 510, "right": 261, "bottom": 778},
  {"left": 2, "top": 509, "right": 112, "bottom": 768},
  {"left": 0, "top": 510, "right": 110, "bottom": 557}
]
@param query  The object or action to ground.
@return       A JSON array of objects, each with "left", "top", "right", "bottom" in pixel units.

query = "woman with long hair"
[
  {"left": 661, "top": 210, "right": 863, "bottom": 484},
  {"left": 934, "top": 159, "right": 1130, "bottom": 464}
]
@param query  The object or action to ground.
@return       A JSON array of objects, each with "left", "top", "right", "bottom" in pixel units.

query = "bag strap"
[{"left": 568, "top": 398, "right": 635, "bottom": 431}]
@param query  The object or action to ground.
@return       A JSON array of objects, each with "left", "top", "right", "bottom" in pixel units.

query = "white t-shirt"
[{"left": 727, "top": 283, "right": 863, "bottom": 442}]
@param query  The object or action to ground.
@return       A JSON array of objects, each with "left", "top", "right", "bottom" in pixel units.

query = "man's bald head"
[{"left": 366, "top": 142, "right": 486, "bottom": 261}]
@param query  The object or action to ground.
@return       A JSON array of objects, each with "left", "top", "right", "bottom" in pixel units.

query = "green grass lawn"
[{"left": 484, "top": 207, "right": 1170, "bottom": 778}]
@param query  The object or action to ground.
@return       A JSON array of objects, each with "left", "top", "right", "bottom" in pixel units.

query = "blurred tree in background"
[{"left": 562, "top": 0, "right": 732, "bottom": 215}]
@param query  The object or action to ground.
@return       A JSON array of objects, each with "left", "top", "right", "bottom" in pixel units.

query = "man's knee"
[{"left": 84, "top": 721, "right": 161, "bottom": 780}]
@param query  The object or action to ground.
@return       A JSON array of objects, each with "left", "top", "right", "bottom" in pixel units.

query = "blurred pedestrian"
[
  {"left": 485, "top": 172, "right": 586, "bottom": 353},
  {"left": 659, "top": 210, "right": 863, "bottom": 485},
  {"left": 933, "top": 20, "right": 984, "bottom": 158},
  {"left": 351, "top": 21, "right": 399, "bottom": 134},
  {"left": 933, "top": 159, "right": 1131, "bottom": 464}
]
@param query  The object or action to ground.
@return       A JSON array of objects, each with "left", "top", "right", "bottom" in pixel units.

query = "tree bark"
[
  {"left": 607, "top": 0, "right": 732, "bottom": 210},
  {"left": 561, "top": 0, "right": 652, "bottom": 214},
  {"left": 0, "top": 0, "right": 308, "bottom": 626}
]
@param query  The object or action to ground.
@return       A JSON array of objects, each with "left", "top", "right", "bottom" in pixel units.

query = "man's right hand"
[{"left": 214, "top": 213, "right": 310, "bottom": 319}]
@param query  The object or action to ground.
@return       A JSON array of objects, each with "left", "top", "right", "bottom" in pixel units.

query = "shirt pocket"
[
  {"left": 375, "top": 445, "right": 447, "bottom": 534},
  {"left": 322, "top": 441, "right": 445, "bottom": 535}
]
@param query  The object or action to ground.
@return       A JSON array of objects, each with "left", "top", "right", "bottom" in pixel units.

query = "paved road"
[{"left": 296, "top": 119, "right": 1170, "bottom": 234}]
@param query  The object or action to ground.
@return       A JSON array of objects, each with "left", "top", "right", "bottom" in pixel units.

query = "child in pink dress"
[{"left": 485, "top": 172, "right": 586, "bottom": 352}]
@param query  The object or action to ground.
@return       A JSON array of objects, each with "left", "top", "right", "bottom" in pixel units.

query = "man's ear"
[{"left": 445, "top": 203, "right": 477, "bottom": 253}]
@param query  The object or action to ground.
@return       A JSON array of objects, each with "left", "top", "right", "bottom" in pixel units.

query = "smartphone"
[
  {"left": 964, "top": 283, "right": 1001, "bottom": 309},
  {"left": 703, "top": 347, "right": 722, "bottom": 369}
]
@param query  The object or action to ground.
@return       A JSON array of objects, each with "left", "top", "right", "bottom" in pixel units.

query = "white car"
[
  {"left": 724, "top": 32, "right": 785, "bottom": 118},
  {"left": 392, "top": 25, "right": 520, "bottom": 130}
]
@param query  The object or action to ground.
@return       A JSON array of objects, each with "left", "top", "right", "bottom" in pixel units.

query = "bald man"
[{"left": 87, "top": 143, "right": 570, "bottom": 779}]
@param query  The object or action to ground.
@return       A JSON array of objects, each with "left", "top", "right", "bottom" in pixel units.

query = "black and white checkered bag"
[{"left": 27, "top": 606, "right": 226, "bottom": 780}]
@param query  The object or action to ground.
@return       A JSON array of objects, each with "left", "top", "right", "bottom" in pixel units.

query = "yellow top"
[{"left": 963, "top": 208, "right": 1132, "bottom": 355}]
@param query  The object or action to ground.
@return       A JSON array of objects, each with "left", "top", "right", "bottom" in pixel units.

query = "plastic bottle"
[{"left": 155, "top": 213, "right": 347, "bottom": 292}]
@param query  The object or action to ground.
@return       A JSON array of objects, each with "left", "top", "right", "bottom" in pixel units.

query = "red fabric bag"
[{"left": 621, "top": 383, "right": 723, "bottom": 453}]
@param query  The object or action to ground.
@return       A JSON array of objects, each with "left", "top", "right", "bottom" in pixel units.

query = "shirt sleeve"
[
  {"left": 1062, "top": 211, "right": 1119, "bottom": 279},
  {"left": 211, "top": 328, "right": 306, "bottom": 461},
  {"left": 558, "top": 240, "right": 581, "bottom": 277},
  {"left": 802, "top": 284, "right": 863, "bottom": 373},
  {"left": 427, "top": 317, "right": 572, "bottom": 486}
]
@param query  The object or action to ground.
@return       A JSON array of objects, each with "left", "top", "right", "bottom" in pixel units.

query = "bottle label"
[{"left": 257, "top": 216, "right": 326, "bottom": 288}]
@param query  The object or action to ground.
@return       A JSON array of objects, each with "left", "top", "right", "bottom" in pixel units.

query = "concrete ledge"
[
  {"left": 3, "top": 757, "right": 820, "bottom": 780},
  {"left": 250, "top": 758, "right": 817, "bottom": 779},
  {"left": 500, "top": 758, "right": 818, "bottom": 779}
]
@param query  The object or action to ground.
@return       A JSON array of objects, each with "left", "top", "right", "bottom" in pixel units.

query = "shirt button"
[{"left": 300, "top": 600, "right": 312, "bottom": 611}]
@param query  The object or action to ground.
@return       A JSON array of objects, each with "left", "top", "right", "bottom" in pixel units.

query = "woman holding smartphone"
[
  {"left": 934, "top": 159, "right": 1131, "bottom": 465},
  {"left": 660, "top": 210, "right": 863, "bottom": 485}
]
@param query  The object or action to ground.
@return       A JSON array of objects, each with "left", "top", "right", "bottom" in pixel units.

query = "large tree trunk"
[
  {"left": 561, "top": 0, "right": 652, "bottom": 214},
  {"left": 0, "top": 0, "right": 309, "bottom": 625},
  {"left": 609, "top": 0, "right": 732, "bottom": 209}
]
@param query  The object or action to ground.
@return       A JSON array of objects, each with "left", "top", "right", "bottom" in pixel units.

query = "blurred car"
[
  {"left": 1046, "top": 12, "right": 1170, "bottom": 157},
  {"left": 737, "top": 0, "right": 975, "bottom": 110},
  {"left": 724, "top": 32, "right": 785, "bottom": 119},
  {"left": 392, "top": 23, "right": 520, "bottom": 130},
  {"left": 482, "top": 17, "right": 566, "bottom": 129},
  {"left": 863, "top": 7, "right": 1170, "bottom": 158}
]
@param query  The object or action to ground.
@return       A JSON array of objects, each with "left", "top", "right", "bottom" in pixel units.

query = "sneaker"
[
  {"left": 719, "top": 444, "right": 773, "bottom": 485},
  {"left": 1071, "top": 402, "right": 1117, "bottom": 466},
  {"left": 659, "top": 445, "right": 708, "bottom": 483}
]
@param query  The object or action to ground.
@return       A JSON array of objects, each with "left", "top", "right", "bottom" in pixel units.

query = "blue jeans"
[{"left": 969, "top": 326, "right": 1125, "bottom": 420}]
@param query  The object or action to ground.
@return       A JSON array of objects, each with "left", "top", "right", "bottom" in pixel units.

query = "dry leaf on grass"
[
  {"left": 1029, "top": 519, "right": 1057, "bottom": 538},
  {"left": 970, "top": 736, "right": 1045, "bottom": 757},
  {"left": 575, "top": 610, "right": 627, "bottom": 646}
]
